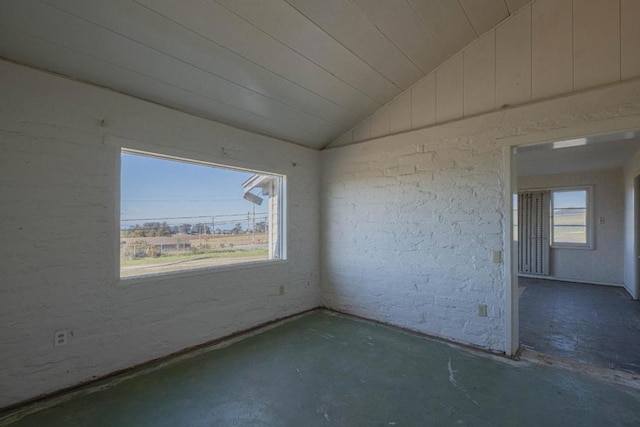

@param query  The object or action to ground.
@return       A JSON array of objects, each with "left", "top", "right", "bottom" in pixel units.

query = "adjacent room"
[
  {"left": 1, "top": 0, "right": 640, "bottom": 425},
  {"left": 515, "top": 133, "right": 640, "bottom": 373}
]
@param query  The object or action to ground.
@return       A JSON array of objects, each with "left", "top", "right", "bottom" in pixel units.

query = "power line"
[
  {"left": 120, "top": 219, "right": 264, "bottom": 229},
  {"left": 122, "top": 199, "right": 243, "bottom": 203},
  {"left": 121, "top": 212, "right": 268, "bottom": 222}
]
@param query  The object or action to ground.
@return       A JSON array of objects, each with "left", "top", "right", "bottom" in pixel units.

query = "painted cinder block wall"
[
  {"left": 332, "top": 0, "right": 640, "bottom": 147},
  {"left": 518, "top": 168, "right": 625, "bottom": 286},
  {"left": 0, "top": 60, "right": 321, "bottom": 408},
  {"left": 321, "top": 78, "right": 640, "bottom": 353}
]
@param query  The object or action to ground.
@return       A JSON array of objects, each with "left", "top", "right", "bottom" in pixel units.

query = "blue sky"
[
  {"left": 552, "top": 190, "right": 586, "bottom": 209},
  {"left": 120, "top": 152, "right": 267, "bottom": 229}
]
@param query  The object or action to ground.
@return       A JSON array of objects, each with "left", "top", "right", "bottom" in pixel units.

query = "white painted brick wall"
[
  {"left": 322, "top": 136, "right": 505, "bottom": 350},
  {"left": 321, "top": 77, "right": 640, "bottom": 353},
  {"left": 0, "top": 60, "right": 321, "bottom": 408}
]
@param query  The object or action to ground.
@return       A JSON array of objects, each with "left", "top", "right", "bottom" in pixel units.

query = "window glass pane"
[
  {"left": 552, "top": 190, "right": 587, "bottom": 244},
  {"left": 120, "top": 151, "right": 284, "bottom": 279}
]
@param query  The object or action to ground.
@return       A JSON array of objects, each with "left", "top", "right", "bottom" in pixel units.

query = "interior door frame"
[
  {"left": 504, "top": 145, "right": 519, "bottom": 355},
  {"left": 504, "top": 128, "right": 640, "bottom": 356}
]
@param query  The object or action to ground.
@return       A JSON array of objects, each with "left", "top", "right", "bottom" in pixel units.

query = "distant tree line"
[{"left": 122, "top": 221, "right": 267, "bottom": 237}]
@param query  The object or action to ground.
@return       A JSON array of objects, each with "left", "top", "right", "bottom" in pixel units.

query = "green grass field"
[
  {"left": 121, "top": 248, "right": 268, "bottom": 267},
  {"left": 552, "top": 211, "right": 586, "bottom": 244},
  {"left": 513, "top": 211, "right": 587, "bottom": 244}
]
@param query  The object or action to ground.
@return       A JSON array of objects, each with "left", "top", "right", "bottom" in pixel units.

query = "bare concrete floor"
[
  {"left": 519, "top": 277, "right": 640, "bottom": 374},
  {"left": 2, "top": 311, "right": 640, "bottom": 426}
]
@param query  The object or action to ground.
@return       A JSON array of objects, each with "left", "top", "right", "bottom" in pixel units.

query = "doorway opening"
[{"left": 510, "top": 130, "right": 640, "bottom": 373}]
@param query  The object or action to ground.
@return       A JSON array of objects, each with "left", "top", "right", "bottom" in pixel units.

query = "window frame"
[
  {"left": 549, "top": 185, "right": 594, "bottom": 250},
  {"left": 116, "top": 146, "right": 287, "bottom": 283}
]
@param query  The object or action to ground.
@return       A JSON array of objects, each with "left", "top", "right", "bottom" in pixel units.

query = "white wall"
[
  {"left": 321, "top": 76, "right": 640, "bottom": 354},
  {"left": 623, "top": 149, "right": 640, "bottom": 298},
  {"left": 518, "top": 169, "right": 624, "bottom": 285},
  {"left": 333, "top": 0, "right": 640, "bottom": 147},
  {"left": 0, "top": 60, "right": 321, "bottom": 408}
]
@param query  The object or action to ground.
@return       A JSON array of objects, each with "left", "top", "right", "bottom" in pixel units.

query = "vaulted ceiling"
[{"left": 0, "top": 0, "right": 529, "bottom": 149}]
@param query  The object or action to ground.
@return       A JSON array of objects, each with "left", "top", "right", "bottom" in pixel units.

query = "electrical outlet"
[
  {"left": 492, "top": 250, "right": 503, "bottom": 264},
  {"left": 477, "top": 304, "right": 488, "bottom": 317},
  {"left": 279, "top": 285, "right": 285, "bottom": 296},
  {"left": 54, "top": 330, "right": 69, "bottom": 347}
]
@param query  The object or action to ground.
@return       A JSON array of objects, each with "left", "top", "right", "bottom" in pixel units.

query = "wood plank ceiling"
[{"left": 0, "top": 0, "right": 529, "bottom": 149}]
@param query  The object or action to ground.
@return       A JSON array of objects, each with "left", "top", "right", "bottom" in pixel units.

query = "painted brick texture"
[
  {"left": 322, "top": 135, "right": 505, "bottom": 350},
  {"left": 321, "top": 77, "right": 640, "bottom": 353}
]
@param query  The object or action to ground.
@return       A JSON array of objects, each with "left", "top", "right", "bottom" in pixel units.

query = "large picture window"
[
  {"left": 551, "top": 188, "right": 591, "bottom": 248},
  {"left": 119, "top": 149, "right": 285, "bottom": 279}
]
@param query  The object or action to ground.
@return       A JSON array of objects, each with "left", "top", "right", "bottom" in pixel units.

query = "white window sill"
[{"left": 115, "top": 258, "right": 288, "bottom": 286}]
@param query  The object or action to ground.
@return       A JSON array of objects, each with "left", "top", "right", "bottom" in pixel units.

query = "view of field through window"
[
  {"left": 552, "top": 190, "right": 587, "bottom": 245},
  {"left": 513, "top": 190, "right": 588, "bottom": 246},
  {"left": 120, "top": 151, "right": 283, "bottom": 278}
]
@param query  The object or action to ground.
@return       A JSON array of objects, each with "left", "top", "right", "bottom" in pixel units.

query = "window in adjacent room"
[
  {"left": 119, "top": 149, "right": 286, "bottom": 279},
  {"left": 550, "top": 188, "right": 591, "bottom": 248}
]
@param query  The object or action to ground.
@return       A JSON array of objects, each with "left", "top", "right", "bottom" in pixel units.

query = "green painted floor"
[{"left": 4, "top": 311, "right": 640, "bottom": 426}]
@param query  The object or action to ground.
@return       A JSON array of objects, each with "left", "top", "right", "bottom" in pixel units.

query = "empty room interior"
[{"left": 1, "top": 0, "right": 640, "bottom": 425}]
